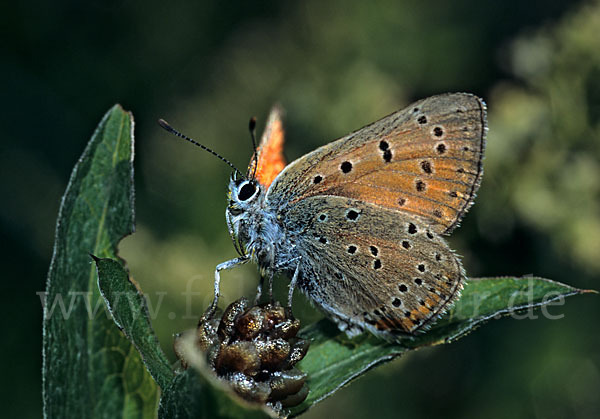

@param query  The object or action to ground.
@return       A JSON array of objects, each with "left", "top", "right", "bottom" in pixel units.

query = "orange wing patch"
[{"left": 248, "top": 106, "right": 287, "bottom": 188}]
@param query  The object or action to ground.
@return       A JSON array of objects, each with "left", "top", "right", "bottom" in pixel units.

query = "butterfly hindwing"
[
  {"left": 267, "top": 93, "right": 487, "bottom": 235},
  {"left": 280, "top": 196, "right": 464, "bottom": 336}
]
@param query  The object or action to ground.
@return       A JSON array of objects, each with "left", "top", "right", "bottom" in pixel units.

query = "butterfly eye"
[{"left": 237, "top": 181, "right": 258, "bottom": 201}]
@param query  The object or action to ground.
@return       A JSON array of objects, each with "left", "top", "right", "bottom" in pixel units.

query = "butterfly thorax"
[{"left": 226, "top": 176, "right": 298, "bottom": 275}]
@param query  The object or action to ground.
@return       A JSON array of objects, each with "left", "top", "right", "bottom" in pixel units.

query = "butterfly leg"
[
  {"left": 254, "top": 275, "right": 266, "bottom": 305},
  {"left": 286, "top": 261, "right": 301, "bottom": 318},
  {"left": 267, "top": 271, "right": 274, "bottom": 304},
  {"left": 202, "top": 256, "right": 248, "bottom": 321}
]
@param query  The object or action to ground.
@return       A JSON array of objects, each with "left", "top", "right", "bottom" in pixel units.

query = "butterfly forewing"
[
  {"left": 267, "top": 93, "right": 486, "bottom": 234},
  {"left": 280, "top": 196, "right": 464, "bottom": 335},
  {"left": 248, "top": 105, "right": 287, "bottom": 188}
]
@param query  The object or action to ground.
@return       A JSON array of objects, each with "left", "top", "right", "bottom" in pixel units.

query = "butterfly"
[{"left": 162, "top": 93, "right": 487, "bottom": 340}]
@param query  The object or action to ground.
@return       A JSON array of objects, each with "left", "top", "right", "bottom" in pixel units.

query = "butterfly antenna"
[
  {"left": 248, "top": 116, "right": 259, "bottom": 179},
  {"left": 158, "top": 119, "right": 244, "bottom": 178}
]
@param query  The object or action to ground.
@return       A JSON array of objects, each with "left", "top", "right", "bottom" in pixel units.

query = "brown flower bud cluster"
[{"left": 175, "top": 298, "right": 310, "bottom": 413}]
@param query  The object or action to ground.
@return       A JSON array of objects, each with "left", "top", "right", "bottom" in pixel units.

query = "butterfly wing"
[
  {"left": 280, "top": 195, "right": 464, "bottom": 336},
  {"left": 264, "top": 93, "right": 484, "bottom": 336},
  {"left": 247, "top": 105, "right": 287, "bottom": 188},
  {"left": 267, "top": 93, "right": 487, "bottom": 235}
]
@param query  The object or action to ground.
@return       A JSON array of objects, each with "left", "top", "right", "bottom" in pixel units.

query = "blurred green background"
[{"left": 3, "top": 0, "right": 599, "bottom": 417}]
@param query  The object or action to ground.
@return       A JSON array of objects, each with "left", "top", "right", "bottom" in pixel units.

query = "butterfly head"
[
  {"left": 157, "top": 115, "right": 280, "bottom": 260},
  {"left": 227, "top": 173, "right": 261, "bottom": 214},
  {"left": 226, "top": 172, "right": 264, "bottom": 255}
]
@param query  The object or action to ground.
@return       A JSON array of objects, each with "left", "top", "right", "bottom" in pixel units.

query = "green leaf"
[
  {"left": 158, "top": 330, "right": 275, "bottom": 419},
  {"left": 158, "top": 369, "right": 272, "bottom": 419},
  {"left": 93, "top": 252, "right": 272, "bottom": 419},
  {"left": 158, "top": 369, "right": 207, "bottom": 418},
  {"left": 42, "top": 105, "right": 159, "bottom": 418},
  {"left": 291, "top": 276, "right": 594, "bottom": 416},
  {"left": 94, "top": 256, "right": 175, "bottom": 390}
]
